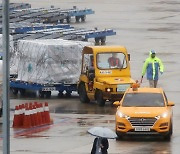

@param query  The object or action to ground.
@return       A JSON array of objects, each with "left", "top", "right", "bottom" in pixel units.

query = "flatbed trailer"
[
  {"left": 0, "top": 5, "right": 94, "bottom": 24},
  {"left": 12, "top": 26, "right": 116, "bottom": 44},
  {"left": 9, "top": 23, "right": 71, "bottom": 34},
  {"left": 0, "top": 3, "right": 31, "bottom": 11},
  {"left": 10, "top": 80, "right": 77, "bottom": 98}
]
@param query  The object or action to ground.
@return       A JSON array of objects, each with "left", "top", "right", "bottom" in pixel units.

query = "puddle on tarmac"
[
  {"left": 77, "top": 119, "right": 94, "bottom": 127},
  {"left": 55, "top": 108, "right": 116, "bottom": 115},
  {"left": 13, "top": 125, "right": 51, "bottom": 138},
  {"left": 77, "top": 118, "right": 115, "bottom": 127}
]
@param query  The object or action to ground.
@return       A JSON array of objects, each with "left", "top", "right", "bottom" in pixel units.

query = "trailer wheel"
[
  {"left": 11, "top": 88, "right": 18, "bottom": 95},
  {"left": 39, "top": 91, "right": 45, "bottom": 98},
  {"left": 81, "top": 15, "right": 86, "bottom": 22},
  {"left": 101, "top": 37, "right": 106, "bottom": 45},
  {"left": 58, "top": 91, "right": 64, "bottom": 98},
  {"left": 19, "top": 89, "right": 26, "bottom": 96},
  {"left": 65, "top": 92, "right": 71, "bottom": 97},
  {"left": 60, "top": 19, "right": 64, "bottom": 23},
  {"left": 95, "top": 38, "right": 100, "bottom": 46},
  {"left": 96, "top": 90, "right": 105, "bottom": 107},
  {"left": 45, "top": 91, "right": 51, "bottom": 98},
  {"left": 66, "top": 17, "right": 71, "bottom": 23},
  {"left": 78, "top": 83, "right": 90, "bottom": 103},
  {"left": 75, "top": 16, "right": 80, "bottom": 22}
]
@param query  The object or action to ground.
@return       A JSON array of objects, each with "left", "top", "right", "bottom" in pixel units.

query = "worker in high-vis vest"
[
  {"left": 141, "top": 50, "right": 164, "bottom": 88},
  {"left": 108, "top": 53, "right": 121, "bottom": 68}
]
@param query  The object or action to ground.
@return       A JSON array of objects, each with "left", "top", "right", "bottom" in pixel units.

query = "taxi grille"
[{"left": 128, "top": 118, "right": 157, "bottom": 127}]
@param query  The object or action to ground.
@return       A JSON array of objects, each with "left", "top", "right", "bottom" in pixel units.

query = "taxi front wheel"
[
  {"left": 116, "top": 131, "right": 124, "bottom": 140},
  {"left": 164, "top": 122, "right": 172, "bottom": 141}
]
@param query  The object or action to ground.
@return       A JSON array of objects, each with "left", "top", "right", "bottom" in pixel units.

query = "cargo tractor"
[{"left": 78, "top": 46, "right": 135, "bottom": 106}]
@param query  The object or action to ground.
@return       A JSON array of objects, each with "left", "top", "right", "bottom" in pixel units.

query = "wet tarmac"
[{"left": 1, "top": 0, "right": 180, "bottom": 153}]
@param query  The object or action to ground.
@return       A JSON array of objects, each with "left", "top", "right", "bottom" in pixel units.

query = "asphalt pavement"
[{"left": 1, "top": 0, "right": 180, "bottom": 153}]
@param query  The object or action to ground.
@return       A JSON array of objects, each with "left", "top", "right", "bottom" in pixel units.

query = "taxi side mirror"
[
  {"left": 128, "top": 54, "right": 130, "bottom": 61},
  {"left": 167, "top": 101, "right": 175, "bottom": 106},
  {"left": 113, "top": 101, "right": 121, "bottom": 106}
]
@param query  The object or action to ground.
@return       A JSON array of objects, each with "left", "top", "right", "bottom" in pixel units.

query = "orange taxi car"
[{"left": 114, "top": 86, "right": 175, "bottom": 140}]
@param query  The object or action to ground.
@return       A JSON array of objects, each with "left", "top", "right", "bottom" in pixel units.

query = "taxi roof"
[{"left": 126, "top": 87, "right": 164, "bottom": 94}]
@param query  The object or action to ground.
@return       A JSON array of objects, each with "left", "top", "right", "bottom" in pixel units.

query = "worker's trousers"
[{"left": 149, "top": 80, "right": 158, "bottom": 88}]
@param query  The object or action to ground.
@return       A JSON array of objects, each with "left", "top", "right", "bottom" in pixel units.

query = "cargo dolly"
[
  {"left": 12, "top": 27, "right": 116, "bottom": 44},
  {"left": 0, "top": 5, "right": 94, "bottom": 24},
  {"left": 9, "top": 23, "right": 71, "bottom": 34},
  {"left": 0, "top": 3, "right": 31, "bottom": 11},
  {"left": 10, "top": 80, "right": 77, "bottom": 98},
  {"left": 0, "top": 3, "right": 31, "bottom": 19}
]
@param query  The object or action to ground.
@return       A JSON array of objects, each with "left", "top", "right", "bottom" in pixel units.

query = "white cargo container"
[{"left": 16, "top": 39, "right": 91, "bottom": 84}]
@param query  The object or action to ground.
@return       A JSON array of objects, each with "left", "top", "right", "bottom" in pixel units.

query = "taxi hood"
[
  {"left": 119, "top": 107, "right": 167, "bottom": 117},
  {"left": 96, "top": 77, "right": 134, "bottom": 84}
]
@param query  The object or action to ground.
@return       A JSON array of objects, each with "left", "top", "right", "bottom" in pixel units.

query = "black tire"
[
  {"left": 164, "top": 132, "right": 171, "bottom": 141},
  {"left": 19, "top": 89, "right": 26, "bottom": 96},
  {"left": 164, "top": 122, "right": 172, "bottom": 141},
  {"left": 78, "top": 83, "right": 90, "bottom": 103},
  {"left": 96, "top": 90, "right": 105, "bottom": 107},
  {"left": 58, "top": 92, "right": 64, "bottom": 98},
  {"left": 95, "top": 38, "right": 100, "bottom": 46},
  {"left": 65, "top": 92, "right": 71, "bottom": 97},
  {"left": 101, "top": 37, "right": 106, "bottom": 45},
  {"left": 60, "top": 19, "right": 64, "bottom": 23},
  {"left": 116, "top": 131, "right": 124, "bottom": 140},
  {"left": 66, "top": 17, "right": 71, "bottom": 23},
  {"left": 75, "top": 16, "right": 80, "bottom": 22},
  {"left": 39, "top": 91, "right": 45, "bottom": 98},
  {"left": 81, "top": 15, "right": 86, "bottom": 22},
  {"left": 45, "top": 91, "right": 51, "bottom": 98},
  {"left": 12, "top": 88, "right": 18, "bottom": 95}
]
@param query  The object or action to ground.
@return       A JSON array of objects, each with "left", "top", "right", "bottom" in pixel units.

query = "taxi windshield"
[
  {"left": 97, "top": 52, "right": 127, "bottom": 69},
  {"left": 122, "top": 93, "right": 165, "bottom": 107}
]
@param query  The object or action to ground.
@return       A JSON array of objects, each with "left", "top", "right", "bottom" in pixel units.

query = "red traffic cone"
[
  {"left": 32, "top": 104, "right": 39, "bottom": 126},
  {"left": 23, "top": 106, "right": 32, "bottom": 128},
  {"left": 39, "top": 103, "right": 45, "bottom": 124},
  {"left": 36, "top": 103, "right": 43, "bottom": 126},
  {"left": 12, "top": 106, "right": 21, "bottom": 128},
  {"left": 44, "top": 102, "right": 51, "bottom": 124},
  {"left": 19, "top": 104, "right": 25, "bottom": 127},
  {"left": 29, "top": 104, "right": 35, "bottom": 127}
]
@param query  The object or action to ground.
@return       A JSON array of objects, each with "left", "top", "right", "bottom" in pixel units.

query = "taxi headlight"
[
  {"left": 117, "top": 111, "right": 129, "bottom": 119},
  {"left": 155, "top": 112, "right": 168, "bottom": 119}
]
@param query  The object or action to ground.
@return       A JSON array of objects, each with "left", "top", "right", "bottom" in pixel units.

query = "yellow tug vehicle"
[
  {"left": 114, "top": 83, "right": 175, "bottom": 141},
  {"left": 78, "top": 46, "right": 135, "bottom": 106}
]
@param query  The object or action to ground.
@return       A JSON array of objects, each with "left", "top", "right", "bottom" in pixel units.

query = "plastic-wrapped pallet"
[
  {"left": 16, "top": 39, "right": 92, "bottom": 84},
  {"left": 0, "top": 34, "right": 17, "bottom": 74}
]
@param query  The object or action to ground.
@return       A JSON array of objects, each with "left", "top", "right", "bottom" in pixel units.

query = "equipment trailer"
[{"left": 10, "top": 80, "right": 77, "bottom": 98}]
